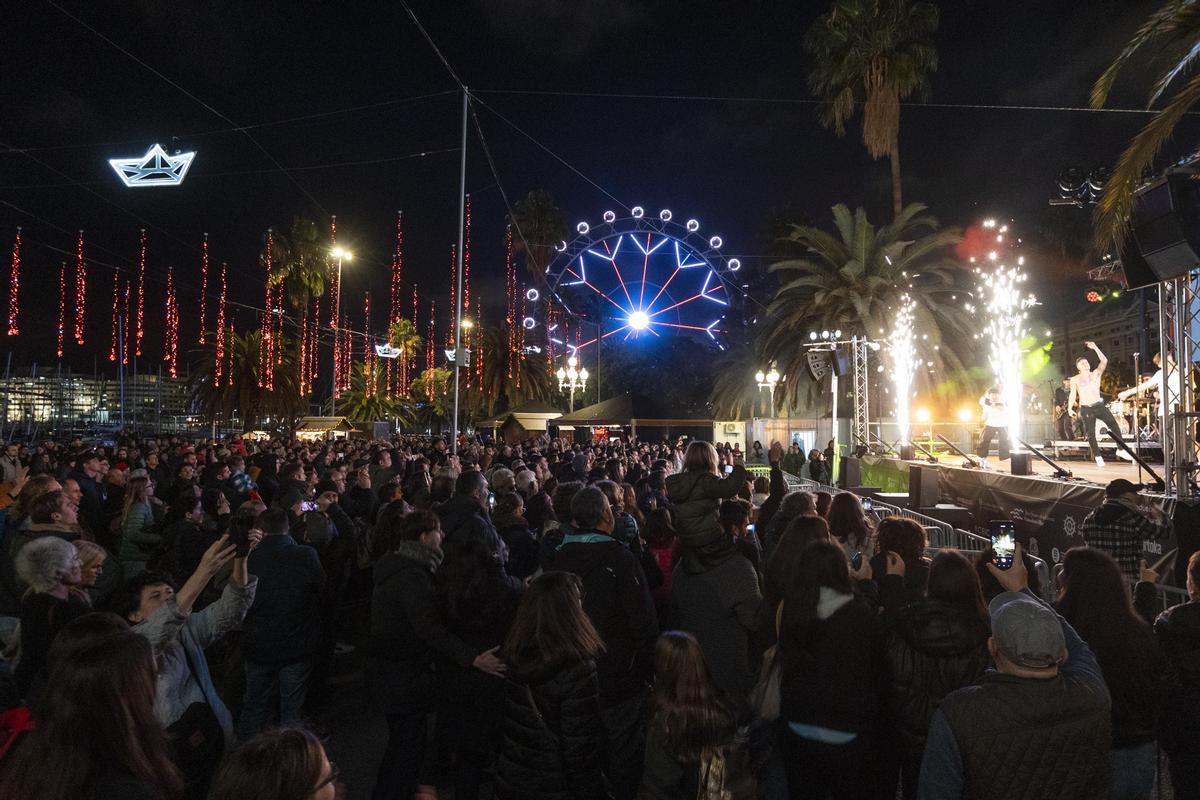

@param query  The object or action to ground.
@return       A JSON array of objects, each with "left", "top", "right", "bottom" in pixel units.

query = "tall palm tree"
[
  {"left": 805, "top": 0, "right": 940, "bottom": 218},
  {"left": 468, "top": 326, "right": 553, "bottom": 417},
  {"left": 411, "top": 367, "right": 453, "bottom": 428},
  {"left": 268, "top": 217, "right": 329, "bottom": 312},
  {"left": 763, "top": 202, "right": 976, "bottom": 410},
  {"left": 338, "top": 362, "right": 416, "bottom": 425},
  {"left": 187, "top": 329, "right": 305, "bottom": 427},
  {"left": 709, "top": 334, "right": 772, "bottom": 421},
  {"left": 1091, "top": 1, "right": 1200, "bottom": 252},
  {"left": 387, "top": 318, "right": 423, "bottom": 360},
  {"left": 511, "top": 190, "right": 568, "bottom": 283}
]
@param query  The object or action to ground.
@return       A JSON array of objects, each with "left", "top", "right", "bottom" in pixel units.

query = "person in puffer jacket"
[
  {"left": 880, "top": 550, "right": 990, "bottom": 800},
  {"left": 496, "top": 571, "right": 609, "bottom": 800},
  {"left": 664, "top": 442, "right": 746, "bottom": 570},
  {"left": 1154, "top": 549, "right": 1200, "bottom": 800}
]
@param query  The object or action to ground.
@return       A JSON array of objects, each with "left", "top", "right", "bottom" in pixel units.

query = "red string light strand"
[
  {"left": 7, "top": 227, "right": 20, "bottom": 336},
  {"left": 426, "top": 301, "right": 436, "bottom": 399},
  {"left": 475, "top": 300, "right": 483, "bottom": 389},
  {"left": 364, "top": 291, "right": 374, "bottom": 397},
  {"left": 108, "top": 271, "right": 120, "bottom": 362},
  {"left": 260, "top": 230, "right": 276, "bottom": 391},
  {"left": 199, "top": 233, "right": 209, "bottom": 344},
  {"left": 328, "top": 215, "right": 339, "bottom": 327},
  {"left": 164, "top": 267, "right": 178, "bottom": 377},
  {"left": 215, "top": 263, "right": 228, "bottom": 388},
  {"left": 134, "top": 229, "right": 145, "bottom": 355},
  {"left": 463, "top": 195, "right": 471, "bottom": 329},
  {"left": 447, "top": 243, "right": 457, "bottom": 349},
  {"left": 122, "top": 281, "right": 130, "bottom": 366},
  {"left": 56, "top": 262, "right": 65, "bottom": 358},
  {"left": 74, "top": 231, "right": 87, "bottom": 346},
  {"left": 504, "top": 224, "right": 515, "bottom": 379}
]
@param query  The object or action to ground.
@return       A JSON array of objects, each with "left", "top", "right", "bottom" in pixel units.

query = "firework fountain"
[{"left": 887, "top": 295, "right": 918, "bottom": 444}]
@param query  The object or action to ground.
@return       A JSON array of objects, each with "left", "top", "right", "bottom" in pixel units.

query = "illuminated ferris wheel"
[{"left": 542, "top": 207, "right": 741, "bottom": 351}]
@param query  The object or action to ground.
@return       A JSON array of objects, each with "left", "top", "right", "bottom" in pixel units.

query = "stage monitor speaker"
[
  {"left": 1126, "top": 172, "right": 1200, "bottom": 286},
  {"left": 1010, "top": 452, "right": 1033, "bottom": 476},
  {"left": 908, "top": 464, "right": 940, "bottom": 509},
  {"left": 899, "top": 444, "right": 917, "bottom": 461},
  {"left": 839, "top": 456, "right": 861, "bottom": 488},
  {"left": 831, "top": 345, "right": 852, "bottom": 377}
]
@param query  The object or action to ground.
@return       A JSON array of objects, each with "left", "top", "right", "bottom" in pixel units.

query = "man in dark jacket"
[
  {"left": 549, "top": 486, "right": 658, "bottom": 800},
  {"left": 437, "top": 469, "right": 507, "bottom": 563},
  {"left": 919, "top": 544, "right": 1110, "bottom": 800},
  {"left": 66, "top": 451, "right": 105, "bottom": 538},
  {"left": 1155, "top": 550, "right": 1200, "bottom": 799},
  {"left": 236, "top": 507, "right": 326, "bottom": 739}
]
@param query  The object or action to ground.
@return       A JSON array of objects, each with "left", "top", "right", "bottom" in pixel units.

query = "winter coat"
[
  {"left": 495, "top": 655, "right": 608, "bottom": 800},
  {"left": 367, "top": 541, "right": 477, "bottom": 712},
  {"left": 242, "top": 534, "right": 326, "bottom": 665},
  {"left": 437, "top": 494, "right": 508, "bottom": 562},
  {"left": 664, "top": 467, "right": 747, "bottom": 553},
  {"left": 118, "top": 502, "right": 159, "bottom": 570},
  {"left": 881, "top": 588, "right": 990, "bottom": 761},
  {"left": 670, "top": 550, "right": 762, "bottom": 704},
  {"left": 549, "top": 531, "right": 658, "bottom": 707},
  {"left": 493, "top": 511, "right": 540, "bottom": 580},
  {"left": 1155, "top": 599, "right": 1200, "bottom": 759}
]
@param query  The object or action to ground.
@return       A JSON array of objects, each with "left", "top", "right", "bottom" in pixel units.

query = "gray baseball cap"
[{"left": 988, "top": 592, "right": 1066, "bottom": 669}]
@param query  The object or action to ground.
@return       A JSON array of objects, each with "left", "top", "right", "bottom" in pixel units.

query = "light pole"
[
  {"left": 330, "top": 246, "right": 352, "bottom": 416},
  {"left": 754, "top": 365, "right": 780, "bottom": 417},
  {"left": 556, "top": 354, "right": 589, "bottom": 413}
]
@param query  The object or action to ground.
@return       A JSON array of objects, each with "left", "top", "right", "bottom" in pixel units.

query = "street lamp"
[
  {"left": 556, "top": 354, "right": 589, "bottom": 412},
  {"left": 330, "top": 247, "right": 352, "bottom": 416}
]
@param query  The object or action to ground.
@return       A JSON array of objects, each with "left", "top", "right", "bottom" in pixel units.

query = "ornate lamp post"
[{"left": 556, "top": 354, "right": 589, "bottom": 413}]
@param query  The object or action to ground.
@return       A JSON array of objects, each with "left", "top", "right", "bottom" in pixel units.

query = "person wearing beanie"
[{"left": 1079, "top": 479, "right": 1173, "bottom": 581}]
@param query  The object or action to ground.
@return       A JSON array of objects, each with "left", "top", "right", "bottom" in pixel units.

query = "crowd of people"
[{"left": 0, "top": 430, "right": 1195, "bottom": 800}]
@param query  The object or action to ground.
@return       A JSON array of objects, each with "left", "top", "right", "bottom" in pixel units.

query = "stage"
[{"left": 850, "top": 454, "right": 1198, "bottom": 589}]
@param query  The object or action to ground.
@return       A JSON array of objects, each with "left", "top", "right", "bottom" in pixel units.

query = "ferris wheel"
[{"left": 541, "top": 207, "right": 741, "bottom": 351}]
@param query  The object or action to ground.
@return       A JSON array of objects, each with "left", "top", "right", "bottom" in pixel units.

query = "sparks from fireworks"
[{"left": 887, "top": 295, "right": 918, "bottom": 444}]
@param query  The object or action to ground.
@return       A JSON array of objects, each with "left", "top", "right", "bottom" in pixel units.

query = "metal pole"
[
  {"left": 1133, "top": 351, "right": 1143, "bottom": 486},
  {"left": 451, "top": 87, "right": 468, "bottom": 454}
]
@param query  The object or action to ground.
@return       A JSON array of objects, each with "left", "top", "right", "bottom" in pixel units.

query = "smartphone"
[
  {"left": 746, "top": 523, "right": 755, "bottom": 534},
  {"left": 862, "top": 497, "right": 874, "bottom": 512},
  {"left": 488, "top": 492, "right": 495, "bottom": 511},
  {"left": 300, "top": 500, "right": 319, "bottom": 513},
  {"left": 724, "top": 464, "right": 734, "bottom": 475},
  {"left": 228, "top": 512, "right": 255, "bottom": 558},
  {"left": 851, "top": 551, "right": 864, "bottom": 571},
  {"left": 990, "top": 520, "right": 1016, "bottom": 570}
]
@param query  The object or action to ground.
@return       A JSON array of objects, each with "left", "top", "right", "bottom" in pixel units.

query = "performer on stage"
[
  {"left": 1068, "top": 341, "right": 1129, "bottom": 467},
  {"left": 976, "top": 386, "right": 1010, "bottom": 467},
  {"left": 1119, "top": 351, "right": 1183, "bottom": 430},
  {"left": 1053, "top": 376, "right": 1074, "bottom": 441}
]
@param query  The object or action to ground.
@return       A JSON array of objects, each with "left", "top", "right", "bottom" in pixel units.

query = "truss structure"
[
  {"left": 851, "top": 337, "right": 871, "bottom": 448},
  {"left": 1158, "top": 273, "right": 1200, "bottom": 497}
]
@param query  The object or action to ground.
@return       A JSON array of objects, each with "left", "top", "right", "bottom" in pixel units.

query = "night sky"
[{"left": 2, "top": 0, "right": 1195, "bottom": 374}]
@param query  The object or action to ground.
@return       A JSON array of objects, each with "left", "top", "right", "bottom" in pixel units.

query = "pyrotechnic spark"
[
  {"left": 887, "top": 295, "right": 918, "bottom": 444},
  {"left": 978, "top": 251, "right": 1037, "bottom": 444}
]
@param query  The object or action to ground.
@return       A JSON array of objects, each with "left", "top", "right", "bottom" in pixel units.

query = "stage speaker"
[
  {"left": 1010, "top": 452, "right": 1033, "bottom": 476},
  {"left": 908, "top": 464, "right": 940, "bottom": 509},
  {"left": 831, "top": 345, "right": 852, "bottom": 377},
  {"left": 839, "top": 456, "right": 861, "bottom": 488},
  {"left": 899, "top": 444, "right": 917, "bottom": 461},
  {"left": 1125, "top": 171, "right": 1200, "bottom": 287}
]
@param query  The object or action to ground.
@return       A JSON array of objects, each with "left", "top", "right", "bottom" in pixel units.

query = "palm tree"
[
  {"left": 267, "top": 217, "right": 329, "bottom": 312},
  {"left": 468, "top": 326, "right": 553, "bottom": 417},
  {"left": 387, "top": 318, "right": 423, "bottom": 360},
  {"left": 709, "top": 334, "right": 772, "bottom": 421},
  {"left": 804, "top": 0, "right": 940, "bottom": 218},
  {"left": 411, "top": 367, "right": 453, "bottom": 429},
  {"left": 511, "top": 190, "right": 568, "bottom": 283},
  {"left": 338, "top": 362, "right": 416, "bottom": 425},
  {"left": 762, "top": 202, "right": 976, "bottom": 410},
  {"left": 1091, "top": 2, "right": 1200, "bottom": 252},
  {"left": 187, "top": 329, "right": 305, "bottom": 427}
]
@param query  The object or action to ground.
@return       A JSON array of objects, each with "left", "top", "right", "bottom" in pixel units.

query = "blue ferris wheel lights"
[{"left": 628, "top": 310, "right": 651, "bottom": 331}]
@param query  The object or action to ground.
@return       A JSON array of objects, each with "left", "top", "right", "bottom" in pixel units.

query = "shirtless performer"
[{"left": 1068, "top": 341, "right": 1129, "bottom": 467}]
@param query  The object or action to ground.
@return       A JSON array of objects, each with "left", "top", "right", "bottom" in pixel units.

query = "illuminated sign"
[
  {"left": 374, "top": 343, "right": 402, "bottom": 359},
  {"left": 109, "top": 144, "right": 195, "bottom": 188}
]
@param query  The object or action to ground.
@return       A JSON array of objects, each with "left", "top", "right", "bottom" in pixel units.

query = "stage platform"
[{"left": 904, "top": 453, "right": 1163, "bottom": 489}]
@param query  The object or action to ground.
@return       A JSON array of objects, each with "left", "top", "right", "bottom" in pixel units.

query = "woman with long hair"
[
  {"left": 870, "top": 517, "right": 930, "bottom": 604},
  {"left": 814, "top": 491, "right": 833, "bottom": 520},
  {"left": 1057, "top": 547, "right": 1169, "bottom": 800},
  {"left": 881, "top": 550, "right": 991, "bottom": 799},
  {"left": 435, "top": 537, "right": 523, "bottom": 800},
  {"left": 639, "top": 631, "right": 747, "bottom": 799},
  {"left": 209, "top": 727, "right": 338, "bottom": 800},
  {"left": 778, "top": 540, "right": 886, "bottom": 799},
  {"left": 665, "top": 441, "right": 748, "bottom": 569},
  {"left": 495, "top": 571, "right": 607, "bottom": 800},
  {"left": 761, "top": 516, "right": 831, "bottom": 644},
  {"left": 719, "top": 498, "right": 761, "bottom": 574},
  {"left": 119, "top": 475, "right": 160, "bottom": 579},
  {"left": 827, "top": 492, "right": 874, "bottom": 561},
  {"left": 0, "top": 628, "right": 183, "bottom": 800}
]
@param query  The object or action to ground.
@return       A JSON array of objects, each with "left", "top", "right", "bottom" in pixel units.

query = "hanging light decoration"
[
  {"left": 122, "top": 282, "right": 131, "bottom": 366},
  {"left": 109, "top": 271, "right": 120, "bottom": 362},
  {"left": 341, "top": 314, "right": 353, "bottom": 393},
  {"left": 259, "top": 230, "right": 276, "bottom": 391},
  {"left": 56, "top": 262, "right": 66, "bottom": 358},
  {"left": 388, "top": 211, "right": 404, "bottom": 397},
  {"left": 198, "top": 233, "right": 209, "bottom": 344},
  {"left": 134, "top": 229, "right": 146, "bottom": 355},
  {"left": 164, "top": 266, "right": 178, "bottom": 377},
  {"left": 215, "top": 263, "right": 228, "bottom": 387},
  {"left": 475, "top": 300, "right": 483, "bottom": 389},
  {"left": 504, "top": 224, "right": 516, "bottom": 379},
  {"left": 364, "top": 291, "right": 375, "bottom": 397},
  {"left": 308, "top": 297, "right": 318, "bottom": 388},
  {"left": 447, "top": 243, "right": 457, "bottom": 349},
  {"left": 463, "top": 195, "right": 472, "bottom": 334},
  {"left": 426, "top": 301, "right": 436, "bottom": 399},
  {"left": 328, "top": 215, "right": 339, "bottom": 327},
  {"left": 7, "top": 227, "right": 21, "bottom": 336},
  {"left": 74, "top": 231, "right": 87, "bottom": 346}
]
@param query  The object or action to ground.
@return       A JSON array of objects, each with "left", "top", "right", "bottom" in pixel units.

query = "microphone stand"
[{"left": 1132, "top": 352, "right": 1143, "bottom": 486}]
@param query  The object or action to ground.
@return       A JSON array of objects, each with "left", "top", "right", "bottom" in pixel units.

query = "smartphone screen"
[
  {"left": 862, "top": 497, "right": 874, "bottom": 511},
  {"left": 301, "top": 500, "right": 319, "bottom": 513},
  {"left": 724, "top": 464, "right": 734, "bottom": 475},
  {"left": 851, "top": 551, "right": 863, "bottom": 571},
  {"left": 990, "top": 520, "right": 1016, "bottom": 570},
  {"left": 488, "top": 492, "right": 495, "bottom": 511}
]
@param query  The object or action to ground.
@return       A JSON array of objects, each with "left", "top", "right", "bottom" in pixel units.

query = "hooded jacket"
[
  {"left": 665, "top": 466, "right": 747, "bottom": 553},
  {"left": 495, "top": 654, "right": 608, "bottom": 800},
  {"left": 437, "top": 493, "right": 508, "bottom": 563},
  {"left": 1155, "top": 599, "right": 1200, "bottom": 758}
]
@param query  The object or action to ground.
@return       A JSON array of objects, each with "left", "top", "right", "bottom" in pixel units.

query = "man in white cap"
[{"left": 918, "top": 544, "right": 1111, "bottom": 800}]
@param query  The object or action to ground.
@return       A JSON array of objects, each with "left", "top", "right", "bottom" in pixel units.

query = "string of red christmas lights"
[
  {"left": 388, "top": 211, "right": 404, "bottom": 397},
  {"left": 411, "top": 284, "right": 419, "bottom": 390},
  {"left": 135, "top": 230, "right": 146, "bottom": 356},
  {"left": 74, "top": 231, "right": 87, "bottom": 346},
  {"left": 8, "top": 228, "right": 20, "bottom": 337},
  {"left": 122, "top": 281, "right": 130, "bottom": 366},
  {"left": 426, "top": 301, "right": 436, "bottom": 399},
  {"left": 56, "top": 262, "right": 65, "bottom": 358},
  {"left": 259, "top": 230, "right": 276, "bottom": 391},
  {"left": 109, "top": 271, "right": 120, "bottom": 363},
  {"left": 504, "top": 224, "right": 515, "bottom": 380},
  {"left": 447, "top": 243, "right": 457, "bottom": 349},
  {"left": 164, "top": 267, "right": 179, "bottom": 377},
  {"left": 215, "top": 263, "right": 228, "bottom": 388},
  {"left": 364, "top": 291, "right": 375, "bottom": 397},
  {"left": 199, "top": 234, "right": 209, "bottom": 344}
]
